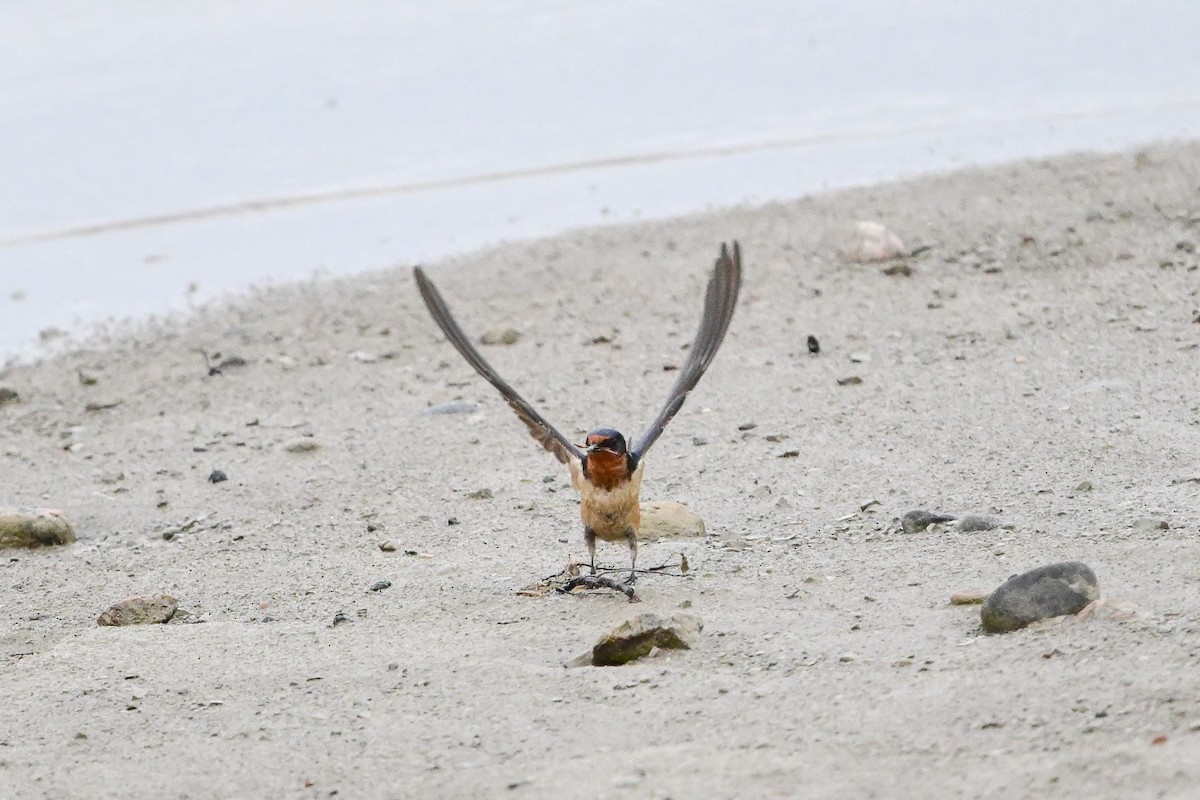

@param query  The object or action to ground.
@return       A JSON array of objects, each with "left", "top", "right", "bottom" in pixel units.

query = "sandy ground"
[{"left": 2, "top": 143, "right": 1200, "bottom": 799}]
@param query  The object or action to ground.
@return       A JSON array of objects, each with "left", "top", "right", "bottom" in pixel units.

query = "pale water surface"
[{"left": 3, "top": 1, "right": 1200, "bottom": 357}]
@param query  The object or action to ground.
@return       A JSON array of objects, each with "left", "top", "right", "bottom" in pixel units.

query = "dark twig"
[{"left": 558, "top": 575, "right": 640, "bottom": 603}]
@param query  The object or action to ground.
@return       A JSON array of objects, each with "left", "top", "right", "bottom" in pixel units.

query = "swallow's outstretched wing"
[
  {"left": 631, "top": 241, "right": 742, "bottom": 459},
  {"left": 414, "top": 266, "right": 584, "bottom": 465}
]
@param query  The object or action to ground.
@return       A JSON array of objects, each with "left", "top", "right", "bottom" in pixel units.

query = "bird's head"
[{"left": 582, "top": 428, "right": 627, "bottom": 456}]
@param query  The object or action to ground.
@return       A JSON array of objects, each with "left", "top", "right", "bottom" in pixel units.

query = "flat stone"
[
  {"left": 900, "top": 509, "right": 956, "bottom": 534},
  {"left": 981, "top": 562, "right": 1100, "bottom": 633},
  {"left": 97, "top": 594, "right": 178, "bottom": 626},
  {"left": 1134, "top": 517, "right": 1169, "bottom": 531},
  {"left": 639, "top": 501, "right": 706, "bottom": 541},
  {"left": 0, "top": 508, "right": 77, "bottom": 549},
  {"left": 590, "top": 613, "right": 703, "bottom": 666}
]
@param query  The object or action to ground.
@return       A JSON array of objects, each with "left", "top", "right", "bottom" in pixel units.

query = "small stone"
[
  {"left": 480, "top": 326, "right": 521, "bottom": 346},
  {"left": 900, "top": 510, "right": 956, "bottom": 535},
  {"left": 956, "top": 515, "right": 1004, "bottom": 533},
  {"left": 467, "top": 488, "right": 493, "bottom": 500},
  {"left": 284, "top": 437, "right": 319, "bottom": 453},
  {"left": 807, "top": 335, "right": 820, "bottom": 354},
  {"left": 369, "top": 580, "right": 392, "bottom": 592},
  {"left": 950, "top": 589, "right": 989, "bottom": 605},
  {"left": 837, "top": 375, "right": 863, "bottom": 386},
  {"left": 421, "top": 401, "right": 478, "bottom": 415},
  {"left": 378, "top": 541, "right": 397, "bottom": 552},
  {"left": 1134, "top": 517, "right": 1169, "bottom": 531},
  {"left": 332, "top": 611, "right": 351, "bottom": 626},
  {"left": 981, "top": 561, "right": 1100, "bottom": 633},
  {"left": 692, "top": 436, "right": 708, "bottom": 446},
  {"left": 0, "top": 387, "right": 19, "bottom": 405},
  {"left": 207, "top": 470, "right": 228, "bottom": 484},
  {"left": 1073, "top": 480, "right": 1094, "bottom": 492},
  {"left": 848, "top": 352, "right": 871, "bottom": 363},
  {"left": 639, "top": 501, "right": 705, "bottom": 541},
  {"left": 737, "top": 421, "right": 757, "bottom": 431},
  {"left": 842, "top": 221, "right": 906, "bottom": 263},
  {"left": 590, "top": 613, "right": 702, "bottom": 666},
  {"left": 97, "top": 594, "right": 177, "bottom": 626},
  {"left": 0, "top": 508, "right": 77, "bottom": 549},
  {"left": 447, "top": 517, "right": 460, "bottom": 525},
  {"left": 882, "top": 263, "right": 914, "bottom": 277}
]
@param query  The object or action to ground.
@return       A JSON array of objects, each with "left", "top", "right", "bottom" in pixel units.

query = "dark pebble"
[
  {"left": 807, "top": 335, "right": 820, "bottom": 354},
  {"left": 447, "top": 517, "right": 460, "bottom": 526},
  {"left": 207, "top": 470, "right": 228, "bottom": 484},
  {"left": 369, "top": 580, "right": 392, "bottom": 592},
  {"left": 332, "top": 611, "right": 351, "bottom": 626},
  {"left": 981, "top": 561, "right": 1100, "bottom": 633}
]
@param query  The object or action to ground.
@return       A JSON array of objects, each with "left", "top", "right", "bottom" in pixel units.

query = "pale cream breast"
[{"left": 571, "top": 460, "right": 644, "bottom": 541}]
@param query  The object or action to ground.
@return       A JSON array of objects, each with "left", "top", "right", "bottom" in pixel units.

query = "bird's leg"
[
  {"left": 584, "top": 527, "right": 597, "bottom": 575},
  {"left": 624, "top": 527, "right": 638, "bottom": 584}
]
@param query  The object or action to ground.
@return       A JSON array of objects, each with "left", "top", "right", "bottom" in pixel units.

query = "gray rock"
[
  {"left": 639, "top": 501, "right": 706, "bottom": 541},
  {"left": 97, "top": 594, "right": 178, "bottom": 626},
  {"left": 0, "top": 508, "right": 77, "bottom": 549},
  {"left": 1134, "top": 517, "right": 1169, "bottom": 531},
  {"left": 0, "top": 387, "right": 19, "bottom": 405},
  {"left": 900, "top": 509, "right": 956, "bottom": 534},
  {"left": 981, "top": 562, "right": 1100, "bottom": 633},
  {"left": 589, "top": 613, "right": 703, "bottom": 666}
]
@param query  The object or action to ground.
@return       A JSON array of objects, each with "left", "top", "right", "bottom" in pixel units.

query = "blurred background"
[{"left": 3, "top": 0, "right": 1200, "bottom": 358}]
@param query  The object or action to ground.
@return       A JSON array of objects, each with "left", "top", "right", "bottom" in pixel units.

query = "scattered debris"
[
  {"left": 0, "top": 508, "right": 76, "bottom": 549},
  {"left": 981, "top": 561, "right": 1100, "bottom": 633},
  {"left": 97, "top": 594, "right": 177, "bottom": 626}
]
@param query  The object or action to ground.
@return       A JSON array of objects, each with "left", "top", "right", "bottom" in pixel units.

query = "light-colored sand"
[{"left": 2, "top": 143, "right": 1199, "bottom": 799}]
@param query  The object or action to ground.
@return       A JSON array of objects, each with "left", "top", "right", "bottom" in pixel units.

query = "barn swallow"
[{"left": 414, "top": 242, "right": 742, "bottom": 582}]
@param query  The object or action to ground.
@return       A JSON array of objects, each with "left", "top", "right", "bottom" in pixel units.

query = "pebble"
[
  {"left": 207, "top": 470, "right": 228, "bottom": 484},
  {"left": 467, "top": 488, "right": 493, "bottom": 500},
  {"left": 842, "top": 221, "right": 906, "bottom": 263},
  {"left": 807, "top": 335, "right": 820, "bottom": 354},
  {"left": 421, "top": 401, "right": 479, "bottom": 415},
  {"left": 585, "top": 613, "right": 703, "bottom": 667},
  {"left": 369, "top": 580, "right": 392, "bottom": 592},
  {"left": 0, "top": 508, "right": 77, "bottom": 549},
  {"left": 955, "top": 515, "right": 1006, "bottom": 533},
  {"left": 284, "top": 437, "right": 319, "bottom": 453},
  {"left": 1073, "top": 480, "right": 1094, "bottom": 492},
  {"left": 837, "top": 376, "right": 863, "bottom": 386},
  {"left": 378, "top": 541, "right": 397, "bottom": 552},
  {"left": 950, "top": 589, "right": 990, "bottom": 605},
  {"left": 1134, "top": 517, "right": 1169, "bottom": 531},
  {"left": 480, "top": 326, "right": 521, "bottom": 346},
  {"left": 97, "top": 594, "right": 178, "bottom": 626},
  {"left": 0, "top": 387, "right": 19, "bottom": 405},
  {"left": 639, "top": 501, "right": 706, "bottom": 541},
  {"left": 900, "top": 509, "right": 956, "bottom": 534},
  {"left": 981, "top": 561, "right": 1100, "bottom": 633}
]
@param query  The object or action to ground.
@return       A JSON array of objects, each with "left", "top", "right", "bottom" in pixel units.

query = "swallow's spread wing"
[
  {"left": 414, "top": 267, "right": 584, "bottom": 465},
  {"left": 631, "top": 241, "right": 742, "bottom": 459}
]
